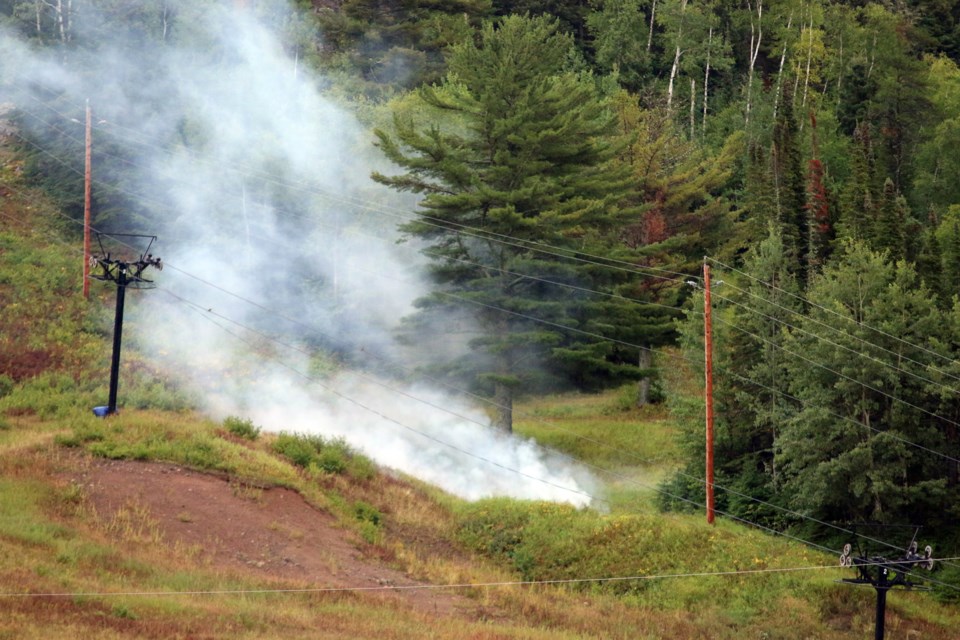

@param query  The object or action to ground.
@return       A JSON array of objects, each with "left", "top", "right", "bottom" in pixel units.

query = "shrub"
[
  {"left": 932, "top": 564, "right": 960, "bottom": 603},
  {"left": 0, "top": 372, "right": 99, "bottom": 419},
  {"left": 223, "top": 416, "right": 261, "bottom": 441},
  {"left": 346, "top": 454, "right": 377, "bottom": 481},
  {"left": 0, "top": 374, "right": 14, "bottom": 399},
  {"left": 353, "top": 500, "right": 382, "bottom": 527},
  {"left": 317, "top": 447, "right": 347, "bottom": 474},
  {"left": 354, "top": 500, "right": 383, "bottom": 544},
  {"left": 271, "top": 432, "right": 370, "bottom": 477}
]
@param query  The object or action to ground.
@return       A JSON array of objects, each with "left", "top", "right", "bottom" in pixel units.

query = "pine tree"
[
  {"left": 805, "top": 113, "right": 833, "bottom": 276},
  {"left": 770, "top": 84, "right": 808, "bottom": 279},
  {"left": 779, "top": 242, "right": 946, "bottom": 524},
  {"left": 837, "top": 122, "right": 878, "bottom": 245},
  {"left": 873, "top": 177, "right": 906, "bottom": 261},
  {"left": 372, "top": 14, "right": 633, "bottom": 431},
  {"left": 719, "top": 227, "right": 803, "bottom": 525}
]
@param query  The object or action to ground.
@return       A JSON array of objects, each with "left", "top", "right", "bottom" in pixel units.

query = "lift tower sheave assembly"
[
  {"left": 89, "top": 233, "right": 162, "bottom": 417},
  {"left": 838, "top": 533, "right": 935, "bottom": 640}
]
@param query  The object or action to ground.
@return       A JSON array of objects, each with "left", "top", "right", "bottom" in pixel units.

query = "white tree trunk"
[
  {"left": 772, "top": 12, "right": 793, "bottom": 120},
  {"left": 55, "top": 0, "right": 65, "bottom": 43},
  {"left": 745, "top": 0, "right": 763, "bottom": 125},
  {"left": 41, "top": 0, "right": 70, "bottom": 43},
  {"left": 800, "top": 14, "right": 815, "bottom": 131},
  {"left": 702, "top": 25, "right": 713, "bottom": 138},
  {"left": 647, "top": 0, "right": 658, "bottom": 52},
  {"left": 636, "top": 347, "right": 652, "bottom": 407},
  {"left": 161, "top": 2, "right": 169, "bottom": 43},
  {"left": 666, "top": 0, "right": 688, "bottom": 111},
  {"left": 690, "top": 78, "right": 696, "bottom": 138}
]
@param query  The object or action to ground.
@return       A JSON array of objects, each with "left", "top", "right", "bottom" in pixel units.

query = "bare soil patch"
[{"left": 63, "top": 456, "right": 481, "bottom": 618}]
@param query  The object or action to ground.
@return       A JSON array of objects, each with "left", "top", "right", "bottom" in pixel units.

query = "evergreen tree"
[
  {"left": 778, "top": 242, "right": 947, "bottom": 525},
  {"left": 915, "top": 226, "right": 945, "bottom": 302},
  {"left": 586, "top": 0, "right": 653, "bottom": 93},
  {"left": 770, "top": 84, "right": 808, "bottom": 279},
  {"left": 805, "top": 157, "right": 832, "bottom": 272},
  {"left": 836, "top": 122, "right": 878, "bottom": 245},
  {"left": 717, "top": 227, "right": 803, "bottom": 525},
  {"left": 372, "top": 14, "right": 633, "bottom": 431},
  {"left": 936, "top": 210, "right": 960, "bottom": 297},
  {"left": 873, "top": 177, "right": 918, "bottom": 262}
]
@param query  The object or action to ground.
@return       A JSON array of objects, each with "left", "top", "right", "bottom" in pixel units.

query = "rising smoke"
[{"left": 0, "top": 1, "right": 601, "bottom": 507}]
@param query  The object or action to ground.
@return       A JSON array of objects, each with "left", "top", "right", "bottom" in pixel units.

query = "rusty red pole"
[
  {"left": 704, "top": 262, "right": 715, "bottom": 524},
  {"left": 83, "top": 100, "right": 92, "bottom": 299}
]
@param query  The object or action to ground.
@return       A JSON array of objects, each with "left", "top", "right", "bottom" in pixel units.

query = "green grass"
[
  {"left": 55, "top": 410, "right": 306, "bottom": 489},
  {"left": 514, "top": 387, "right": 679, "bottom": 513}
]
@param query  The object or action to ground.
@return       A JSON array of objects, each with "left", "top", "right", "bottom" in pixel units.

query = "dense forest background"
[{"left": 3, "top": 0, "right": 960, "bottom": 557}]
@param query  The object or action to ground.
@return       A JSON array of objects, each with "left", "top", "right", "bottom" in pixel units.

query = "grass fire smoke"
[{"left": 0, "top": 0, "right": 600, "bottom": 506}]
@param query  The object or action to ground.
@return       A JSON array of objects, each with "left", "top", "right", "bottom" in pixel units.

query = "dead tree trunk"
[
  {"left": 666, "top": 0, "right": 689, "bottom": 111},
  {"left": 745, "top": 0, "right": 764, "bottom": 125},
  {"left": 636, "top": 347, "right": 652, "bottom": 407}
]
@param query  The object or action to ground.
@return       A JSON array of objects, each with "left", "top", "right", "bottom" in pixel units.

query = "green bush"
[
  {"left": 354, "top": 500, "right": 383, "bottom": 544},
  {"left": 0, "top": 372, "right": 100, "bottom": 419},
  {"left": 353, "top": 500, "right": 382, "bottom": 527},
  {"left": 346, "top": 454, "right": 377, "bottom": 481},
  {"left": 223, "top": 416, "right": 261, "bottom": 441},
  {"left": 122, "top": 373, "right": 194, "bottom": 411},
  {"left": 317, "top": 447, "right": 347, "bottom": 474},
  {"left": 271, "top": 432, "right": 373, "bottom": 478},
  {"left": 0, "top": 374, "right": 14, "bottom": 399},
  {"left": 932, "top": 564, "right": 960, "bottom": 603},
  {"left": 272, "top": 434, "right": 317, "bottom": 468}
]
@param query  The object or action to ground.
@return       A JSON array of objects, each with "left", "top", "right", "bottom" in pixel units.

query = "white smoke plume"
[{"left": 0, "top": 1, "right": 601, "bottom": 507}]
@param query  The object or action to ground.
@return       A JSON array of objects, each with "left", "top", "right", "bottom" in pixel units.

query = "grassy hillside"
[{"left": 2, "top": 143, "right": 959, "bottom": 638}]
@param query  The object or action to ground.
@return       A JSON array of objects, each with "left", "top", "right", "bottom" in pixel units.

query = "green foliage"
[
  {"left": 374, "top": 14, "right": 638, "bottom": 429},
  {"left": 454, "top": 495, "right": 843, "bottom": 619},
  {"left": 270, "top": 432, "right": 373, "bottom": 478},
  {"left": 931, "top": 564, "right": 960, "bottom": 603},
  {"left": 353, "top": 499, "right": 383, "bottom": 543},
  {"left": 0, "top": 375, "right": 13, "bottom": 399},
  {"left": 0, "top": 372, "right": 100, "bottom": 419},
  {"left": 315, "top": 0, "right": 491, "bottom": 96},
  {"left": 223, "top": 416, "right": 261, "bottom": 441},
  {"left": 55, "top": 422, "right": 107, "bottom": 448},
  {"left": 272, "top": 433, "right": 316, "bottom": 468}
]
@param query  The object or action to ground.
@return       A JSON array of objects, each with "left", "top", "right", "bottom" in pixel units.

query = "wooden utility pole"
[
  {"left": 82, "top": 100, "right": 92, "bottom": 298},
  {"left": 704, "top": 262, "right": 715, "bottom": 524}
]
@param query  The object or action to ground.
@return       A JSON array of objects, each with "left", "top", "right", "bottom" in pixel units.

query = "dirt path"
[{"left": 66, "top": 457, "right": 480, "bottom": 618}]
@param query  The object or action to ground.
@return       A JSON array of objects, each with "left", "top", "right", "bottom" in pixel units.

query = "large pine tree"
[{"left": 372, "top": 14, "right": 634, "bottom": 431}]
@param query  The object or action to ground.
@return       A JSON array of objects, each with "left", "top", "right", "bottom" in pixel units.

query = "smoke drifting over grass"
[{"left": 1, "top": 1, "right": 601, "bottom": 506}]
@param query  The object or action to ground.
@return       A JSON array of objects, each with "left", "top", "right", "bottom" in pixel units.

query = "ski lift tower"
[
  {"left": 89, "top": 233, "right": 162, "bottom": 417},
  {"left": 838, "top": 530, "right": 935, "bottom": 640}
]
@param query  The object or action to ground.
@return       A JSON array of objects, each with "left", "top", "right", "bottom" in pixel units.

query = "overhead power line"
[
  {"left": 2, "top": 191, "right": 957, "bottom": 577},
  {"left": 9, "top": 559, "right": 956, "bottom": 601},
  {"left": 706, "top": 256, "right": 960, "bottom": 372},
  {"left": 713, "top": 315, "right": 960, "bottom": 456},
  {"left": 16, "top": 95, "right": 698, "bottom": 284},
  {"left": 6, "top": 107, "right": 960, "bottom": 581},
  {"left": 711, "top": 290, "right": 960, "bottom": 396}
]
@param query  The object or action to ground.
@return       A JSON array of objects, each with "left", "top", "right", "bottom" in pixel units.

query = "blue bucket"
[{"left": 92, "top": 406, "right": 110, "bottom": 418}]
